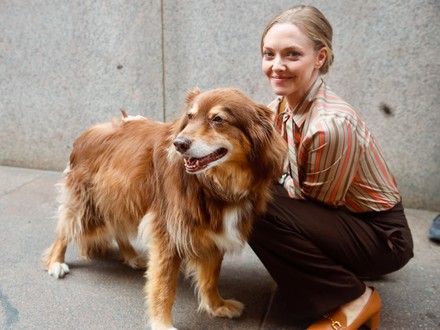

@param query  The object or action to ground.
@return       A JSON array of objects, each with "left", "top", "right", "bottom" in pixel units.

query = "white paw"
[
  {"left": 124, "top": 255, "right": 147, "bottom": 269},
  {"left": 48, "top": 262, "right": 70, "bottom": 278},
  {"left": 205, "top": 299, "right": 244, "bottom": 318},
  {"left": 149, "top": 320, "right": 177, "bottom": 330}
]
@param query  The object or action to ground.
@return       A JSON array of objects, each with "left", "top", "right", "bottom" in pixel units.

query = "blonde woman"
[{"left": 249, "top": 5, "right": 413, "bottom": 329}]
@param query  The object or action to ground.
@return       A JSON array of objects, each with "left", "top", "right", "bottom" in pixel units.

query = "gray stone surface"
[
  {"left": 0, "top": 165, "right": 440, "bottom": 329},
  {"left": 0, "top": 1, "right": 438, "bottom": 212},
  {"left": 0, "top": 0, "right": 163, "bottom": 170}
]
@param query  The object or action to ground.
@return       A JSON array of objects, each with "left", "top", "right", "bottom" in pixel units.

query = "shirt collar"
[{"left": 278, "top": 78, "right": 323, "bottom": 128}]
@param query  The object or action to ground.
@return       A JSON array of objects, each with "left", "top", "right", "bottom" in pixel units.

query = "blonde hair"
[{"left": 261, "top": 5, "right": 334, "bottom": 74}]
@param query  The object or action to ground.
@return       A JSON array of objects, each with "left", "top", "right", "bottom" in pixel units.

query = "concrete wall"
[{"left": 1, "top": 0, "right": 439, "bottom": 211}]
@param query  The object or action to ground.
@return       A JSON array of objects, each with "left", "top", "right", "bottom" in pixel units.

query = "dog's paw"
[
  {"left": 47, "top": 262, "right": 70, "bottom": 278},
  {"left": 149, "top": 320, "right": 178, "bottom": 330},
  {"left": 124, "top": 255, "right": 147, "bottom": 269},
  {"left": 209, "top": 299, "right": 244, "bottom": 318}
]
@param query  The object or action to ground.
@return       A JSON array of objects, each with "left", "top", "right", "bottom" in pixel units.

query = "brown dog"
[{"left": 43, "top": 88, "right": 286, "bottom": 329}]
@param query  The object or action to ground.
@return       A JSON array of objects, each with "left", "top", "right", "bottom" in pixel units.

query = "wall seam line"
[{"left": 160, "top": 0, "right": 166, "bottom": 121}]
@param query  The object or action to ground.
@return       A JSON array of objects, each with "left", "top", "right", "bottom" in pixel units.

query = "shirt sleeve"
[{"left": 300, "top": 117, "right": 364, "bottom": 207}]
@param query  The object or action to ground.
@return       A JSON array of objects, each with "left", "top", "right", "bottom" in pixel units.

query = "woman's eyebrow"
[
  {"left": 263, "top": 45, "right": 303, "bottom": 53},
  {"left": 283, "top": 45, "right": 303, "bottom": 51},
  {"left": 263, "top": 42, "right": 302, "bottom": 49}
]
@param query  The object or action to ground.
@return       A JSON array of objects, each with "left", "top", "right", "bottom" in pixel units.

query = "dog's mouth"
[{"left": 183, "top": 148, "right": 228, "bottom": 173}]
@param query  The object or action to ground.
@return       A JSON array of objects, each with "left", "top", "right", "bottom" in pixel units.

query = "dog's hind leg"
[
  {"left": 43, "top": 203, "right": 74, "bottom": 278},
  {"left": 116, "top": 236, "right": 147, "bottom": 269},
  {"left": 43, "top": 235, "right": 70, "bottom": 278},
  {"left": 192, "top": 249, "right": 244, "bottom": 318}
]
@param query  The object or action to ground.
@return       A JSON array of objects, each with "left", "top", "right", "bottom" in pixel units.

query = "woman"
[{"left": 249, "top": 5, "right": 414, "bottom": 330}]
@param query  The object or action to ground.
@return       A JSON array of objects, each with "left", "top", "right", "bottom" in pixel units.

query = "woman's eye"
[
  {"left": 263, "top": 50, "right": 274, "bottom": 59},
  {"left": 288, "top": 51, "right": 301, "bottom": 57}
]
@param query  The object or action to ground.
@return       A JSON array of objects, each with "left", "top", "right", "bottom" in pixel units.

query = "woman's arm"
[{"left": 300, "top": 117, "right": 364, "bottom": 207}]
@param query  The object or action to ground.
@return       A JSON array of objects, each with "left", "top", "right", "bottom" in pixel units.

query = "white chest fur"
[{"left": 209, "top": 206, "right": 245, "bottom": 253}]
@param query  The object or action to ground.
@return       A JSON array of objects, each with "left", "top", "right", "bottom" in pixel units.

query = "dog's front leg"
[
  {"left": 195, "top": 249, "right": 244, "bottom": 318},
  {"left": 145, "top": 241, "right": 182, "bottom": 330}
]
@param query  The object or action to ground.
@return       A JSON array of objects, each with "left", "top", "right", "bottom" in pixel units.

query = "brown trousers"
[{"left": 248, "top": 185, "right": 414, "bottom": 317}]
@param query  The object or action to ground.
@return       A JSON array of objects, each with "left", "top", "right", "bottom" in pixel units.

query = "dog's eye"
[
  {"left": 187, "top": 113, "right": 194, "bottom": 120},
  {"left": 212, "top": 116, "right": 224, "bottom": 123}
]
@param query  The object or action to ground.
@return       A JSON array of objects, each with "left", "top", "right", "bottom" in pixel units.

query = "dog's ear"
[
  {"left": 249, "top": 103, "right": 287, "bottom": 182},
  {"left": 255, "top": 103, "right": 275, "bottom": 121},
  {"left": 186, "top": 87, "right": 201, "bottom": 104},
  {"left": 249, "top": 104, "right": 276, "bottom": 153}
]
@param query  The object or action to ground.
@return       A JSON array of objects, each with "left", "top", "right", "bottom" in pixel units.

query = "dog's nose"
[{"left": 173, "top": 137, "right": 192, "bottom": 153}]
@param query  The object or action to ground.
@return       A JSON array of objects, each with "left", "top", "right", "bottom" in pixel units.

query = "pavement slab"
[{"left": 0, "top": 166, "right": 439, "bottom": 329}]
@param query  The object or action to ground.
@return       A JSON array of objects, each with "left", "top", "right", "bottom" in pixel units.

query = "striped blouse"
[{"left": 271, "top": 79, "right": 401, "bottom": 212}]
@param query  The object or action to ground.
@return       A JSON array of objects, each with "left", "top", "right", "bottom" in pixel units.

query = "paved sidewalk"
[{"left": 0, "top": 165, "right": 439, "bottom": 329}]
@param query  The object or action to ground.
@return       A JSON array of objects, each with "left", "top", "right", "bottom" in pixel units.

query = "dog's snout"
[{"left": 173, "top": 137, "right": 192, "bottom": 153}]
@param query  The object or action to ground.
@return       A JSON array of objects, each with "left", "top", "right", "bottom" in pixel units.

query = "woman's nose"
[{"left": 272, "top": 57, "right": 285, "bottom": 71}]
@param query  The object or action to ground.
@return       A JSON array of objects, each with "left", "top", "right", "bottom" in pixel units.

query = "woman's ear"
[{"left": 315, "top": 47, "right": 327, "bottom": 69}]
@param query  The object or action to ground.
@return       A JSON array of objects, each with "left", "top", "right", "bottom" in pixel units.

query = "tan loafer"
[{"left": 307, "top": 287, "right": 381, "bottom": 330}]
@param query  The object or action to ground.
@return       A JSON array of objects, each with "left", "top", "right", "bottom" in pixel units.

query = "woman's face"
[{"left": 262, "top": 22, "right": 326, "bottom": 106}]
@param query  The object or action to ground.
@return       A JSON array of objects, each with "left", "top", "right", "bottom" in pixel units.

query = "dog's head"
[{"left": 173, "top": 88, "right": 286, "bottom": 185}]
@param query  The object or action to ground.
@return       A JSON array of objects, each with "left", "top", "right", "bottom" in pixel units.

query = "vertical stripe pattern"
[
  {"left": 284, "top": 112, "right": 302, "bottom": 198},
  {"left": 270, "top": 79, "right": 400, "bottom": 212}
]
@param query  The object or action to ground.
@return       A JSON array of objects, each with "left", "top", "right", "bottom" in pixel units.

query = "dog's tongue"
[{"left": 184, "top": 148, "right": 227, "bottom": 173}]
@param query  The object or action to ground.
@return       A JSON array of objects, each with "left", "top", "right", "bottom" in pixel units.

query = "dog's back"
[{"left": 70, "top": 119, "right": 168, "bottom": 225}]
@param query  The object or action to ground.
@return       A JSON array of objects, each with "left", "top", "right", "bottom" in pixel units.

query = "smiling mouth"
[{"left": 183, "top": 148, "right": 228, "bottom": 173}]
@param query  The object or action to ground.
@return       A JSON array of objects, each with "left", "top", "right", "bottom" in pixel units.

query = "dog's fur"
[{"left": 43, "top": 88, "right": 286, "bottom": 330}]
